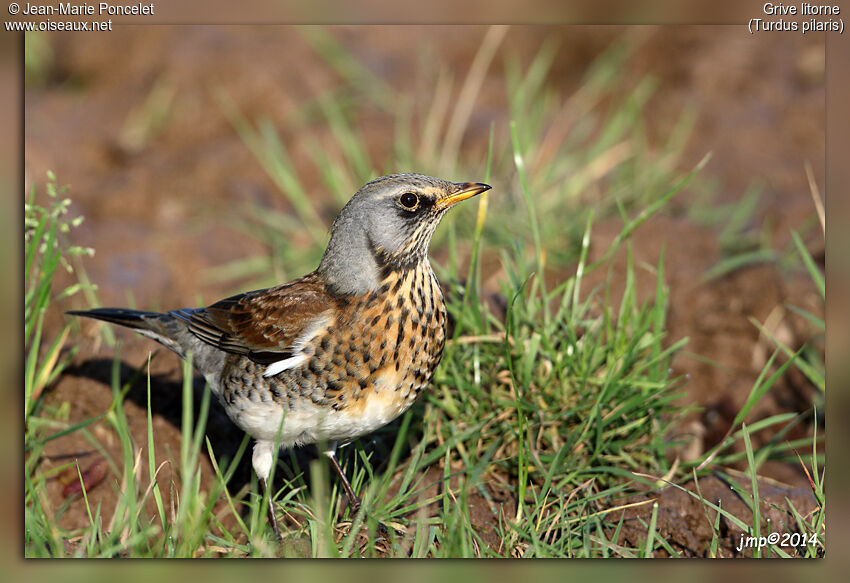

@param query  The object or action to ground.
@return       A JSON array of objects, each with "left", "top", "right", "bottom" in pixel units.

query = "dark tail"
[
  {"left": 67, "top": 308, "right": 165, "bottom": 328},
  {"left": 68, "top": 308, "right": 186, "bottom": 356}
]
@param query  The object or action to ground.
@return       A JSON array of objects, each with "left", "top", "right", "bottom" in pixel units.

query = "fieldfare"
[{"left": 69, "top": 173, "right": 491, "bottom": 539}]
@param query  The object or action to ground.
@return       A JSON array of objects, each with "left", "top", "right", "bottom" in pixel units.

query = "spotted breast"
[{"left": 214, "top": 261, "right": 446, "bottom": 449}]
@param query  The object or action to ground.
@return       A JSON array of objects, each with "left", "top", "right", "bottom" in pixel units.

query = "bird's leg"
[
  {"left": 323, "top": 445, "right": 362, "bottom": 516},
  {"left": 261, "top": 477, "right": 282, "bottom": 541},
  {"left": 253, "top": 440, "right": 282, "bottom": 541},
  {"left": 323, "top": 446, "right": 390, "bottom": 538}
]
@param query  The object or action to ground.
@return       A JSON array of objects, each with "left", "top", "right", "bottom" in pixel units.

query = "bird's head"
[{"left": 318, "top": 173, "right": 491, "bottom": 295}]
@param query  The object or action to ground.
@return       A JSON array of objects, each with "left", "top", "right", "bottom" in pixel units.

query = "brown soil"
[
  {"left": 25, "top": 26, "right": 824, "bottom": 556},
  {"left": 616, "top": 472, "right": 820, "bottom": 557}
]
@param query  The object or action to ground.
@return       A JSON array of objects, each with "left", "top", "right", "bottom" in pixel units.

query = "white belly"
[{"left": 227, "top": 387, "right": 404, "bottom": 448}]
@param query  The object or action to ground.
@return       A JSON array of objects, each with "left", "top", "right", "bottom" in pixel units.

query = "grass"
[
  {"left": 25, "top": 172, "right": 93, "bottom": 421},
  {"left": 27, "top": 193, "right": 686, "bottom": 557},
  {"left": 25, "top": 28, "right": 825, "bottom": 558}
]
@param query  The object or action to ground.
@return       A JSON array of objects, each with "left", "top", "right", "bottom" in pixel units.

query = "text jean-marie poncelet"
[{"left": 20, "top": 3, "right": 154, "bottom": 16}]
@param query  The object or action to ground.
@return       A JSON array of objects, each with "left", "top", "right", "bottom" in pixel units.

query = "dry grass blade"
[
  {"left": 439, "top": 25, "right": 509, "bottom": 173},
  {"left": 449, "top": 332, "right": 515, "bottom": 347},
  {"left": 32, "top": 326, "right": 69, "bottom": 401},
  {"left": 804, "top": 160, "right": 825, "bottom": 236},
  {"left": 792, "top": 446, "right": 817, "bottom": 495},
  {"left": 419, "top": 68, "right": 454, "bottom": 164},
  {"left": 566, "top": 498, "right": 657, "bottom": 525}
]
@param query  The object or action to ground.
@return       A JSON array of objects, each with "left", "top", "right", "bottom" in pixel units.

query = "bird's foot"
[
  {"left": 346, "top": 494, "right": 362, "bottom": 517},
  {"left": 262, "top": 477, "right": 283, "bottom": 541},
  {"left": 342, "top": 494, "right": 393, "bottom": 538},
  {"left": 268, "top": 506, "right": 282, "bottom": 541}
]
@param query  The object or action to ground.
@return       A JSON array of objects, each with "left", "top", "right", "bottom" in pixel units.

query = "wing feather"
[{"left": 171, "top": 271, "right": 335, "bottom": 364}]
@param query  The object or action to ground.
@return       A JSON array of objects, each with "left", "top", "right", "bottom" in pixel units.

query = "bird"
[{"left": 68, "top": 173, "right": 491, "bottom": 539}]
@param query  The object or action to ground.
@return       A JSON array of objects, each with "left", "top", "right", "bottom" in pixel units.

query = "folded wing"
[{"left": 171, "top": 272, "right": 335, "bottom": 375}]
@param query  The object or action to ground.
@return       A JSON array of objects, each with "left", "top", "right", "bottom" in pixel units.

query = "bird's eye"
[{"left": 399, "top": 192, "right": 419, "bottom": 210}]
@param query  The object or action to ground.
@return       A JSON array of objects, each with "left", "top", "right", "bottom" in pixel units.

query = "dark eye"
[{"left": 399, "top": 192, "right": 419, "bottom": 210}]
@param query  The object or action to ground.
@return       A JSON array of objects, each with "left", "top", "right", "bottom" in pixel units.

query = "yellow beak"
[{"left": 435, "top": 182, "right": 492, "bottom": 210}]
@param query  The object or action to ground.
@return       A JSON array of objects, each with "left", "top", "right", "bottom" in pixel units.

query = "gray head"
[{"left": 317, "top": 173, "right": 490, "bottom": 295}]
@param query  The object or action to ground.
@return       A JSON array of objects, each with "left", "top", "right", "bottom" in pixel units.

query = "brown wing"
[{"left": 171, "top": 272, "right": 334, "bottom": 364}]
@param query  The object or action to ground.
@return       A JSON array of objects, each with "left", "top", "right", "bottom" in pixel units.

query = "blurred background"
[{"left": 23, "top": 26, "right": 826, "bottom": 558}]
